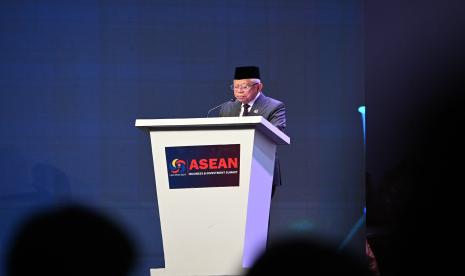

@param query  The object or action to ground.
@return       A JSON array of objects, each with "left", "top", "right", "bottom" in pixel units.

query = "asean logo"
[{"left": 170, "top": 159, "right": 187, "bottom": 174}]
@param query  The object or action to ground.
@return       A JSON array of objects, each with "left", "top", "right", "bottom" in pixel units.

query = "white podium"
[{"left": 135, "top": 117, "right": 290, "bottom": 276}]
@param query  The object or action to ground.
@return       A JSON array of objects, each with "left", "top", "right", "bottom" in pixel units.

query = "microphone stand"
[{"left": 206, "top": 98, "right": 235, "bottom": 117}]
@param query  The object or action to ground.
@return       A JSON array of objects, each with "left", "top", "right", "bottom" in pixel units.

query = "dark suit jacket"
[{"left": 219, "top": 93, "right": 286, "bottom": 186}]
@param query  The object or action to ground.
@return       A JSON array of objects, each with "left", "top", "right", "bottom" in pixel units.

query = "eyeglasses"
[{"left": 230, "top": 82, "right": 259, "bottom": 91}]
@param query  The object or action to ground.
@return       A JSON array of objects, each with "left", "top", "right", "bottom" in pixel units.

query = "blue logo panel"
[{"left": 165, "top": 144, "right": 240, "bottom": 189}]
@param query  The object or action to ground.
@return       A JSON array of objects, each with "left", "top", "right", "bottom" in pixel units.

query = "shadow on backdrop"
[
  {"left": 5, "top": 204, "right": 137, "bottom": 276},
  {"left": 0, "top": 147, "right": 71, "bottom": 204}
]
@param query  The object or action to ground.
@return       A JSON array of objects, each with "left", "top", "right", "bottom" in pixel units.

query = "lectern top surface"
[{"left": 135, "top": 117, "right": 290, "bottom": 145}]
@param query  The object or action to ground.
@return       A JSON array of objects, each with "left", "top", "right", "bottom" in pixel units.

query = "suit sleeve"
[
  {"left": 219, "top": 103, "right": 226, "bottom": 117},
  {"left": 218, "top": 105, "right": 223, "bottom": 117},
  {"left": 268, "top": 102, "right": 286, "bottom": 131}
]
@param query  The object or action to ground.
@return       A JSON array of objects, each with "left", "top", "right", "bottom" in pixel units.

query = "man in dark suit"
[{"left": 219, "top": 66, "right": 286, "bottom": 198}]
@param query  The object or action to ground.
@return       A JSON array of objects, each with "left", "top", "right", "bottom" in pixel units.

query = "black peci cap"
[{"left": 234, "top": 66, "right": 260, "bottom": 80}]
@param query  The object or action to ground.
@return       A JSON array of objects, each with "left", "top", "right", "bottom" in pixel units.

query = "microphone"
[{"left": 206, "top": 98, "right": 235, "bottom": 117}]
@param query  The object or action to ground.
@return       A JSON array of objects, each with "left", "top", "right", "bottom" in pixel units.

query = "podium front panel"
[{"left": 147, "top": 126, "right": 276, "bottom": 275}]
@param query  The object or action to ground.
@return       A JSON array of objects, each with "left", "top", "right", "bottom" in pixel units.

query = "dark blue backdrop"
[{"left": 0, "top": 1, "right": 364, "bottom": 275}]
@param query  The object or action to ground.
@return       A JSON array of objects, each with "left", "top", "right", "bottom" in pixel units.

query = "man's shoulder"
[
  {"left": 223, "top": 99, "right": 237, "bottom": 106},
  {"left": 222, "top": 99, "right": 239, "bottom": 110},
  {"left": 219, "top": 99, "right": 239, "bottom": 117},
  {"left": 260, "top": 94, "right": 284, "bottom": 108}
]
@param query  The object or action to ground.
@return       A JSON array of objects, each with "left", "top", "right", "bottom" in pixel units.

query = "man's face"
[{"left": 233, "top": 79, "right": 262, "bottom": 104}]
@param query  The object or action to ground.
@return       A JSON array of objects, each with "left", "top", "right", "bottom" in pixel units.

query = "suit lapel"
[{"left": 250, "top": 93, "right": 266, "bottom": 116}]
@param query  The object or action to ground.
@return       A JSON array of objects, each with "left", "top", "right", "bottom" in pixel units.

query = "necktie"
[{"left": 242, "top": 104, "right": 250, "bottom": 116}]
